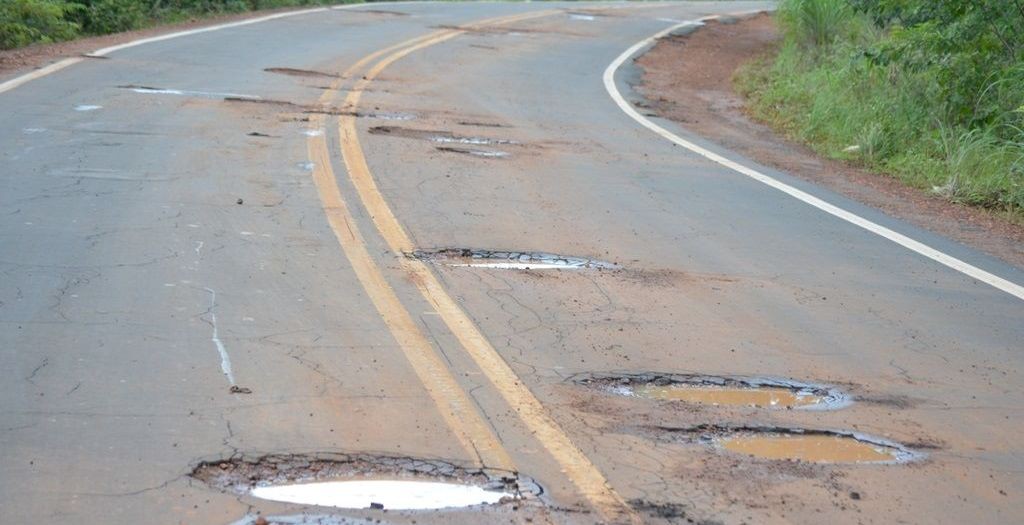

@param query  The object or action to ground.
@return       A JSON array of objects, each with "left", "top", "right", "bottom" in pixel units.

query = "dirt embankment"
[{"left": 635, "top": 13, "right": 1024, "bottom": 268}]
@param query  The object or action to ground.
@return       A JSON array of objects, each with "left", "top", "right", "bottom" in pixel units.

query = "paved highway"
[{"left": 1, "top": 2, "right": 1022, "bottom": 524}]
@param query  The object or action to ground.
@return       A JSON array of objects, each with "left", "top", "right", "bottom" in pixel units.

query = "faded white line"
[
  {"left": 203, "top": 287, "right": 236, "bottom": 385},
  {"left": 74, "top": 104, "right": 102, "bottom": 111},
  {"left": 0, "top": 2, "right": 433, "bottom": 96},
  {"left": 603, "top": 15, "right": 1024, "bottom": 302}
]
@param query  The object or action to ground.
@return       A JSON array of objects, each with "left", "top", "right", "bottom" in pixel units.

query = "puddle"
[
  {"left": 368, "top": 125, "right": 516, "bottom": 146},
  {"left": 192, "top": 454, "right": 539, "bottom": 510},
  {"left": 436, "top": 146, "right": 509, "bottom": 158},
  {"left": 631, "top": 384, "right": 824, "bottom": 408},
  {"left": 646, "top": 425, "right": 922, "bottom": 464},
  {"left": 720, "top": 433, "right": 897, "bottom": 463},
  {"left": 410, "top": 249, "right": 617, "bottom": 270},
  {"left": 573, "top": 372, "right": 850, "bottom": 410},
  {"left": 251, "top": 480, "right": 511, "bottom": 510}
]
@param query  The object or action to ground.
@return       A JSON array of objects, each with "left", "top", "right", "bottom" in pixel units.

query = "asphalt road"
[{"left": 2, "top": 2, "right": 1022, "bottom": 524}]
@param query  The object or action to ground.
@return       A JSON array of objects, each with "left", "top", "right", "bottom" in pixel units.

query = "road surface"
[{"left": 1, "top": 2, "right": 1022, "bottom": 524}]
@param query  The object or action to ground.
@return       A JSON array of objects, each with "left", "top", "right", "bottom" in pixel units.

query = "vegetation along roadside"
[
  {"left": 0, "top": 0, "right": 364, "bottom": 50},
  {"left": 736, "top": 0, "right": 1024, "bottom": 218}
]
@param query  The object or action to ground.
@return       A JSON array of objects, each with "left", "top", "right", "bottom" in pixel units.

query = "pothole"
[
  {"left": 572, "top": 372, "right": 850, "bottom": 410},
  {"left": 222, "top": 97, "right": 415, "bottom": 120},
  {"left": 645, "top": 425, "right": 922, "bottom": 464},
  {"left": 191, "top": 454, "right": 540, "bottom": 511},
  {"left": 435, "top": 146, "right": 509, "bottom": 158},
  {"left": 409, "top": 249, "right": 618, "bottom": 270},
  {"left": 252, "top": 480, "right": 510, "bottom": 510},
  {"left": 368, "top": 125, "right": 518, "bottom": 146},
  {"left": 264, "top": 67, "right": 343, "bottom": 79}
]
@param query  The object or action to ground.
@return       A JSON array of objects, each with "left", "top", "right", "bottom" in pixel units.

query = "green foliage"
[
  {"left": 79, "top": 0, "right": 146, "bottom": 33},
  {"left": 0, "top": 0, "right": 356, "bottom": 49},
  {"left": 739, "top": 0, "right": 1024, "bottom": 215},
  {"left": 0, "top": 0, "right": 81, "bottom": 49},
  {"left": 779, "top": 0, "right": 853, "bottom": 48}
]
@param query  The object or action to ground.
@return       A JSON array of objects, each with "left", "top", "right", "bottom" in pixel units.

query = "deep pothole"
[
  {"left": 409, "top": 249, "right": 618, "bottom": 270},
  {"left": 643, "top": 425, "right": 923, "bottom": 464},
  {"left": 191, "top": 454, "right": 541, "bottom": 511},
  {"left": 572, "top": 372, "right": 851, "bottom": 410}
]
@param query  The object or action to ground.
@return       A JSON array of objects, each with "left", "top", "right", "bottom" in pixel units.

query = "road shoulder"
[{"left": 634, "top": 13, "right": 1024, "bottom": 269}]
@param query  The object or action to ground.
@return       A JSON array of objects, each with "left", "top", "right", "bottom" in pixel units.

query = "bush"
[
  {"left": 739, "top": 0, "right": 1024, "bottom": 215},
  {"left": 0, "top": 0, "right": 81, "bottom": 49},
  {"left": 82, "top": 0, "right": 146, "bottom": 33}
]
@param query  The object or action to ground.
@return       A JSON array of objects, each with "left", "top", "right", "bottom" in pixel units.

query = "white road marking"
[
  {"left": 603, "top": 15, "right": 1024, "bottom": 302},
  {"left": 74, "top": 104, "right": 102, "bottom": 111},
  {"left": 203, "top": 287, "right": 236, "bottom": 385},
  {"left": 0, "top": 2, "right": 425, "bottom": 96}
]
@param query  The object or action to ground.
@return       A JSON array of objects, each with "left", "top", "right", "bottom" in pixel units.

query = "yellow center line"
[
  {"left": 305, "top": 26, "right": 518, "bottom": 472},
  {"left": 320, "top": 9, "right": 641, "bottom": 524}
]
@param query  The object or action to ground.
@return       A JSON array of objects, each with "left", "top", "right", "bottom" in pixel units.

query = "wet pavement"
[{"left": 1, "top": 1, "right": 1022, "bottom": 524}]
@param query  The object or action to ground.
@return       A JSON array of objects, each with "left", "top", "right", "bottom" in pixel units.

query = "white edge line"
[
  {"left": 603, "top": 13, "right": 1024, "bottom": 302},
  {"left": 0, "top": 1, "right": 426, "bottom": 96}
]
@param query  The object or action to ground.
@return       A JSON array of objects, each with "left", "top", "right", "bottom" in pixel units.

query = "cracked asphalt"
[{"left": 2, "top": 2, "right": 1023, "bottom": 524}]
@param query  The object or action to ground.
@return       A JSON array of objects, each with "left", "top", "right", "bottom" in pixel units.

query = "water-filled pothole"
[
  {"left": 646, "top": 425, "right": 922, "bottom": 464},
  {"left": 192, "top": 454, "right": 539, "bottom": 511},
  {"left": 409, "top": 249, "right": 618, "bottom": 270},
  {"left": 436, "top": 146, "right": 509, "bottom": 158},
  {"left": 573, "top": 372, "right": 850, "bottom": 410},
  {"left": 252, "top": 480, "right": 511, "bottom": 509}
]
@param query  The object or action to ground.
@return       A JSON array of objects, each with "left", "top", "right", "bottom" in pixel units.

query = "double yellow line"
[{"left": 306, "top": 10, "right": 639, "bottom": 524}]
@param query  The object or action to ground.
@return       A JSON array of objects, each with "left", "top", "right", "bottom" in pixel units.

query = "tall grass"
[{"left": 737, "top": 0, "right": 1024, "bottom": 217}]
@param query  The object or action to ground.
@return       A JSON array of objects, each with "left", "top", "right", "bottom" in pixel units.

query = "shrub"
[
  {"left": 82, "top": 0, "right": 146, "bottom": 33},
  {"left": 0, "top": 0, "right": 80, "bottom": 49},
  {"left": 740, "top": 0, "right": 1024, "bottom": 216}
]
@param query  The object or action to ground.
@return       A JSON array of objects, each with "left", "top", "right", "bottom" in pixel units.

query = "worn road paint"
[
  {"left": 0, "top": 3, "right": 429, "bottom": 96},
  {"left": 604, "top": 14, "right": 1024, "bottom": 302},
  {"left": 303, "top": 27, "right": 524, "bottom": 474},
  {"left": 74, "top": 105, "right": 102, "bottom": 111},
  {"left": 251, "top": 479, "right": 512, "bottom": 509},
  {"left": 202, "top": 288, "right": 235, "bottom": 385},
  {"left": 327, "top": 10, "right": 640, "bottom": 524}
]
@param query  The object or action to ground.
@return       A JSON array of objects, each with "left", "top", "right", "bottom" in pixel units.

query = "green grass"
[
  {"left": 0, "top": 0, "right": 365, "bottom": 50},
  {"left": 736, "top": 0, "right": 1024, "bottom": 218}
]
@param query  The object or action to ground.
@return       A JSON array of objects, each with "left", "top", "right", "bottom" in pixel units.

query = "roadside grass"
[
  {"left": 0, "top": 0, "right": 364, "bottom": 50},
  {"left": 736, "top": 0, "right": 1024, "bottom": 219}
]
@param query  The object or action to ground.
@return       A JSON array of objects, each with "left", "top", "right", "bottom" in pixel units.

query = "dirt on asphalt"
[{"left": 635, "top": 13, "right": 1024, "bottom": 269}]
